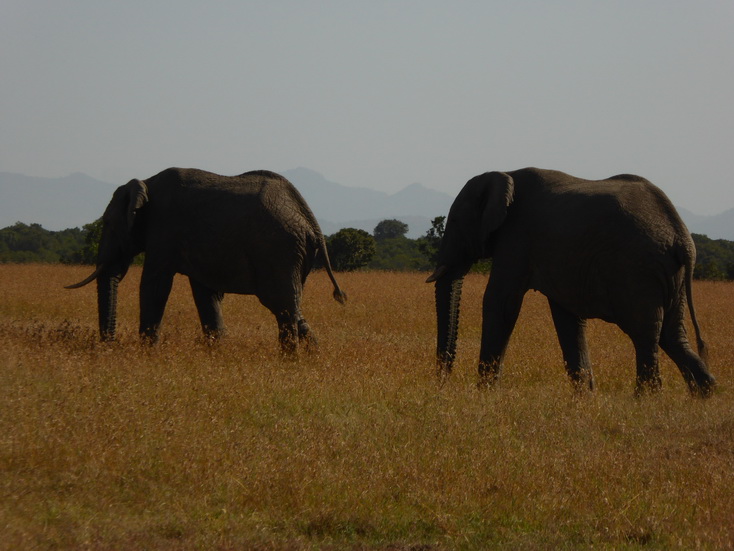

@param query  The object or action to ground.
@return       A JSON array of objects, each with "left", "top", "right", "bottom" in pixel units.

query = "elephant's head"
[
  {"left": 66, "top": 179, "right": 148, "bottom": 340},
  {"left": 426, "top": 172, "right": 515, "bottom": 375}
]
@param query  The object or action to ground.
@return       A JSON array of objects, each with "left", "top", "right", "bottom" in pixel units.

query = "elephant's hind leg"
[
  {"left": 619, "top": 307, "right": 666, "bottom": 396},
  {"left": 297, "top": 318, "right": 319, "bottom": 353},
  {"left": 259, "top": 290, "right": 301, "bottom": 357},
  {"left": 659, "top": 315, "right": 716, "bottom": 397},
  {"left": 189, "top": 278, "right": 226, "bottom": 340},
  {"left": 258, "top": 273, "right": 313, "bottom": 357},
  {"left": 548, "top": 300, "right": 594, "bottom": 391},
  {"left": 274, "top": 311, "right": 299, "bottom": 357}
]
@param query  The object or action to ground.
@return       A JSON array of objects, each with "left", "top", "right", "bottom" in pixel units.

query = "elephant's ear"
[
  {"left": 480, "top": 171, "right": 514, "bottom": 239},
  {"left": 125, "top": 179, "right": 148, "bottom": 230}
]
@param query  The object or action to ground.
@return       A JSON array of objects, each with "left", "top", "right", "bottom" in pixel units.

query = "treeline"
[
  {"left": 2, "top": 220, "right": 734, "bottom": 280},
  {"left": 0, "top": 223, "right": 88, "bottom": 264},
  {"left": 325, "top": 219, "right": 444, "bottom": 272},
  {"left": 691, "top": 233, "right": 734, "bottom": 280}
]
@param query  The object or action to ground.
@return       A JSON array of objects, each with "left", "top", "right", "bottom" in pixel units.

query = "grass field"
[{"left": 1, "top": 264, "right": 732, "bottom": 550}]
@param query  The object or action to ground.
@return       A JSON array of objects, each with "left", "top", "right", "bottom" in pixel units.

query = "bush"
[{"left": 327, "top": 228, "right": 376, "bottom": 271}]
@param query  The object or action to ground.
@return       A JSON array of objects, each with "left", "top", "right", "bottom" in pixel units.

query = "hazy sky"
[{"left": 2, "top": 1, "right": 733, "bottom": 214}]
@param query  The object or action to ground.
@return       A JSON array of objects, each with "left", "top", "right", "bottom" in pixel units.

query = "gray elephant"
[
  {"left": 426, "top": 168, "right": 716, "bottom": 397},
  {"left": 67, "top": 168, "right": 346, "bottom": 353}
]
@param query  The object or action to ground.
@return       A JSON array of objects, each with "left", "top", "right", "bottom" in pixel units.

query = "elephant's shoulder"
[
  {"left": 240, "top": 169, "right": 288, "bottom": 182},
  {"left": 604, "top": 173, "right": 650, "bottom": 185}
]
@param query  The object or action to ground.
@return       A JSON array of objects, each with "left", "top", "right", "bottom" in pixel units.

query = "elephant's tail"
[
  {"left": 685, "top": 252, "right": 707, "bottom": 363},
  {"left": 319, "top": 237, "right": 347, "bottom": 304}
]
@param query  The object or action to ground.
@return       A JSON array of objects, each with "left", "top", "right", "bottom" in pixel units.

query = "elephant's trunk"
[
  {"left": 65, "top": 264, "right": 119, "bottom": 340},
  {"left": 97, "top": 274, "right": 120, "bottom": 341},
  {"left": 435, "top": 276, "right": 464, "bottom": 379}
]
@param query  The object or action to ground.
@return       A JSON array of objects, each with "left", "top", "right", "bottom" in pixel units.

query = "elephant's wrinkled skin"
[
  {"left": 427, "top": 168, "right": 716, "bottom": 397},
  {"left": 68, "top": 168, "right": 346, "bottom": 353}
]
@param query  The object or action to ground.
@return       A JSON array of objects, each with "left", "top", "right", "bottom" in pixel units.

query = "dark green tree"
[
  {"left": 327, "top": 228, "right": 376, "bottom": 271},
  {"left": 373, "top": 219, "right": 409, "bottom": 241},
  {"left": 369, "top": 235, "right": 429, "bottom": 271},
  {"left": 691, "top": 233, "right": 734, "bottom": 280},
  {"left": 57, "top": 227, "right": 87, "bottom": 263},
  {"left": 695, "top": 260, "right": 726, "bottom": 281},
  {"left": 0, "top": 222, "right": 85, "bottom": 263}
]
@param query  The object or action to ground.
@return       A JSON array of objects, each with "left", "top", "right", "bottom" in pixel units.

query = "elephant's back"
[
  {"left": 146, "top": 167, "right": 321, "bottom": 239},
  {"left": 148, "top": 167, "right": 293, "bottom": 195}
]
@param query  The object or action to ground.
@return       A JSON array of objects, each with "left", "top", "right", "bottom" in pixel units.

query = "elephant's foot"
[
  {"left": 688, "top": 372, "right": 716, "bottom": 399},
  {"left": 477, "top": 360, "right": 501, "bottom": 390},
  {"left": 139, "top": 332, "right": 160, "bottom": 346},
  {"left": 201, "top": 326, "right": 226, "bottom": 344},
  {"left": 569, "top": 370, "right": 595, "bottom": 394},
  {"left": 297, "top": 320, "right": 319, "bottom": 355}
]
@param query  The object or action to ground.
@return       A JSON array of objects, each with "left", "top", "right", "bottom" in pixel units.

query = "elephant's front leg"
[
  {"left": 139, "top": 268, "right": 175, "bottom": 343},
  {"left": 478, "top": 282, "right": 525, "bottom": 388},
  {"left": 548, "top": 299, "right": 594, "bottom": 391},
  {"left": 189, "top": 278, "right": 226, "bottom": 340}
]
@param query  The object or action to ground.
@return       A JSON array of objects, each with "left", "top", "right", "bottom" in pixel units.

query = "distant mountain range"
[
  {"left": 0, "top": 172, "right": 116, "bottom": 232},
  {"left": 280, "top": 167, "right": 452, "bottom": 237},
  {"left": 1, "top": 169, "right": 733, "bottom": 241},
  {"left": 675, "top": 207, "right": 734, "bottom": 243}
]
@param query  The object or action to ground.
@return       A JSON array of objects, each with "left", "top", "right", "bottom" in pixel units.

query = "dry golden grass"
[{"left": 1, "top": 264, "right": 732, "bottom": 550}]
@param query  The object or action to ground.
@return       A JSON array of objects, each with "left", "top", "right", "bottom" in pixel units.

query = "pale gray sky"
[{"left": 2, "top": 1, "right": 733, "bottom": 214}]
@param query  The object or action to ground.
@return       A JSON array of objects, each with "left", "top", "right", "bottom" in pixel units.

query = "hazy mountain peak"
[
  {"left": 394, "top": 182, "right": 427, "bottom": 193},
  {"left": 282, "top": 167, "right": 388, "bottom": 196}
]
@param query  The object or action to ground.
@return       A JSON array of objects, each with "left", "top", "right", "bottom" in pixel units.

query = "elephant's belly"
[
  {"left": 534, "top": 275, "right": 617, "bottom": 322},
  {"left": 180, "top": 261, "right": 258, "bottom": 296},
  {"left": 216, "top": 281, "right": 258, "bottom": 295},
  {"left": 544, "top": 293, "right": 616, "bottom": 322},
  {"left": 538, "top": 275, "right": 658, "bottom": 327}
]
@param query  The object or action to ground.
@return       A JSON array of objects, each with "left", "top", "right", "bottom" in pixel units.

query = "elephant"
[
  {"left": 67, "top": 168, "right": 346, "bottom": 353},
  {"left": 426, "top": 167, "right": 716, "bottom": 397}
]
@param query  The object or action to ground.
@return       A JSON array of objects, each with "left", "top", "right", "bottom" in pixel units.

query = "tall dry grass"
[{"left": 0, "top": 264, "right": 732, "bottom": 550}]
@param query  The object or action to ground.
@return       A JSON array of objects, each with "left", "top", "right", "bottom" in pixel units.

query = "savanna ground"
[{"left": 1, "top": 264, "right": 732, "bottom": 550}]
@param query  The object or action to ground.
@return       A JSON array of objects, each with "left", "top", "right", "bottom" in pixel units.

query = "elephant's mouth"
[
  {"left": 425, "top": 265, "right": 448, "bottom": 283},
  {"left": 426, "top": 260, "right": 473, "bottom": 284}
]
